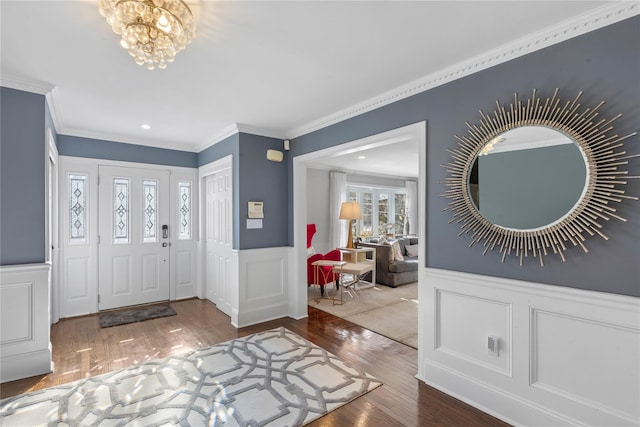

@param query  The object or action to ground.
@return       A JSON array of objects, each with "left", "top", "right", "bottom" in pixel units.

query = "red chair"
[{"left": 307, "top": 224, "right": 341, "bottom": 296}]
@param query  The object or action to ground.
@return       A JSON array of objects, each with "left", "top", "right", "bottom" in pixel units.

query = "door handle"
[{"left": 162, "top": 242, "right": 171, "bottom": 247}]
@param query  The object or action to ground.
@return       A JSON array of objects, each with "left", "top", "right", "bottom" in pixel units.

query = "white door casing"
[
  {"left": 98, "top": 166, "right": 170, "bottom": 310},
  {"left": 46, "top": 129, "right": 59, "bottom": 323},
  {"left": 205, "top": 168, "right": 233, "bottom": 317}
]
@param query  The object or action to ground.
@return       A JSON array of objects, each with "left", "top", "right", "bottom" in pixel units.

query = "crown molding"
[
  {"left": 236, "top": 124, "right": 285, "bottom": 140},
  {"left": 196, "top": 123, "right": 241, "bottom": 152},
  {"left": 0, "top": 75, "right": 54, "bottom": 95},
  {"left": 196, "top": 123, "right": 286, "bottom": 152},
  {"left": 286, "top": 2, "right": 639, "bottom": 139}
]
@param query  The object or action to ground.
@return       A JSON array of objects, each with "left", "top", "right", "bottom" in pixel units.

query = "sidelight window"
[
  {"left": 178, "top": 181, "right": 191, "bottom": 240},
  {"left": 69, "top": 174, "right": 87, "bottom": 243}
]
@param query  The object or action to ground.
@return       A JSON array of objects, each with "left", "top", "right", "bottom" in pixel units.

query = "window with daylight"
[
  {"left": 69, "top": 174, "right": 87, "bottom": 243},
  {"left": 113, "top": 178, "right": 129, "bottom": 243},
  {"left": 348, "top": 185, "right": 407, "bottom": 237},
  {"left": 143, "top": 180, "right": 157, "bottom": 242},
  {"left": 178, "top": 181, "right": 191, "bottom": 240}
]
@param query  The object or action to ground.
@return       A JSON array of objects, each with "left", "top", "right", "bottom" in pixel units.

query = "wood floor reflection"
[{"left": 1, "top": 299, "right": 510, "bottom": 426}]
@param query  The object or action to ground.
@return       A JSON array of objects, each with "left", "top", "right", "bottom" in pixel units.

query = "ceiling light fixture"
[
  {"left": 99, "top": 0, "right": 196, "bottom": 70},
  {"left": 141, "top": 124, "right": 151, "bottom": 129}
]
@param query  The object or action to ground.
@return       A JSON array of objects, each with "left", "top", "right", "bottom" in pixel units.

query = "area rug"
[
  {"left": 309, "top": 282, "right": 418, "bottom": 349},
  {"left": 99, "top": 303, "right": 177, "bottom": 328},
  {"left": 0, "top": 327, "right": 382, "bottom": 426}
]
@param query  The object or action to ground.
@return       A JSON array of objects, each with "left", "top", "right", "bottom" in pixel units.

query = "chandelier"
[{"left": 99, "top": 0, "right": 196, "bottom": 70}]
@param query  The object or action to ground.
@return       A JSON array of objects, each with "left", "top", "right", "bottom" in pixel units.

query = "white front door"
[
  {"left": 98, "top": 166, "right": 170, "bottom": 310},
  {"left": 205, "top": 169, "right": 233, "bottom": 316}
]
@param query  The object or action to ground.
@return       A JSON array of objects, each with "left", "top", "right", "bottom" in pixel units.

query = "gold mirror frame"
[{"left": 442, "top": 89, "right": 638, "bottom": 266}]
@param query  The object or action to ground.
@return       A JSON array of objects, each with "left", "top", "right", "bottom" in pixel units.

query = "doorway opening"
[{"left": 291, "top": 122, "right": 427, "bottom": 334}]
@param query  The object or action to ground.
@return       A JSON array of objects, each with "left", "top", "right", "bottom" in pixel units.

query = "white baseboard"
[
  {"left": 0, "top": 348, "right": 53, "bottom": 383},
  {"left": 421, "top": 268, "right": 640, "bottom": 427}
]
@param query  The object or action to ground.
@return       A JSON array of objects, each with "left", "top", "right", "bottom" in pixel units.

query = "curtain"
[
  {"left": 329, "top": 171, "right": 347, "bottom": 248},
  {"left": 405, "top": 180, "right": 418, "bottom": 235}
]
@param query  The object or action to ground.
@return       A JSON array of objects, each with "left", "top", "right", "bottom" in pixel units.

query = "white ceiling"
[{"left": 1, "top": 1, "right": 633, "bottom": 177}]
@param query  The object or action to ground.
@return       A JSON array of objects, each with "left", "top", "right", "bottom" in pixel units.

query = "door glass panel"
[
  {"left": 178, "top": 181, "right": 191, "bottom": 240},
  {"left": 69, "top": 174, "right": 87, "bottom": 243},
  {"left": 143, "top": 180, "right": 157, "bottom": 242},
  {"left": 113, "top": 178, "right": 129, "bottom": 243}
]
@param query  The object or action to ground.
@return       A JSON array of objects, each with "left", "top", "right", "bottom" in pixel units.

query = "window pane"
[
  {"left": 143, "top": 180, "right": 157, "bottom": 242},
  {"left": 361, "top": 192, "right": 373, "bottom": 237},
  {"left": 178, "top": 181, "right": 191, "bottom": 240},
  {"left": 69, "top": 174, "right": 87, "bottom": 243},
  {"left": 378, "top": 193, "right": 389, "bottom": 235},
  {"left": 113, "top": 178, "right": 129, "bottom": 243},
  {"left": 394, "top": 193, "right": 407, "bottom": 235}
]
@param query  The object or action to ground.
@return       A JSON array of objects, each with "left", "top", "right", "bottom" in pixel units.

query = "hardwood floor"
[{"left": 1, "top": 299, "right": 510, "bottom": 426}]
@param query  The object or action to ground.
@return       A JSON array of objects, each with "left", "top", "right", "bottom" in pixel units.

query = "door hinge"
[
  {"left": 98, "top": 235, "right": 101, "bottom": 244},
  {"left": 98, "top": 294, "right": 100, "bottom": 303},
  {"left": 98, "top": 176, "right": 100, "bottom": 185}
]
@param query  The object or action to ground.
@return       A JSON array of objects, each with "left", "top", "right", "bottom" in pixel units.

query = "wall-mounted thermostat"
[{"left": 248, "top": 201, "right": 264, "bottom": 219}]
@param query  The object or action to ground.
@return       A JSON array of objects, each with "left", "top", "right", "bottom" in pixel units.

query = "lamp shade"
[{"left": 339, "top": 201, "right": 362, "bottom": 220}]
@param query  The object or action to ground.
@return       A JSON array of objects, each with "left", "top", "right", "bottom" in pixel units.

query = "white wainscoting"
[
  {"left": 0, "top": 263, "right": 53, "bottom": 382},
  {"left": 419, "top": 268, "right": 640, "bottom": 427},
  {"left": 236, "top": 247, "right": 289, "bottom": 328}
]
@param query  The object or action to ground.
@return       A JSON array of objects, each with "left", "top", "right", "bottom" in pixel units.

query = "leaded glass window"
[
  {"left": 69, "top": 174, "right": 87, "bottom": 243},
  {"left": 143, "top": 180, "right": 157, "bottom": 242},
  {"left": 178, "top": 181, "right": 191, "bottom": 240},
  {"left": 113, "top": 178, "right": 129, "bottom": 243}
]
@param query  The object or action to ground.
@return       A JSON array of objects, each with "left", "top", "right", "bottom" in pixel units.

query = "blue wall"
[
  {"left": 290, "top": 16, "right": 640, "bottom": 297},
  {"left": 238, "top": 134, "right": 289, "bottom": 249},
  {"left": 58, "top": 135, "right": 197, "bottom": 168},
  {"left": 0, "top": 88, "right": 46, "bottom": 265}
]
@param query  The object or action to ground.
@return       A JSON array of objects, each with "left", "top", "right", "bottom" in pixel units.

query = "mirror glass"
[{"left": 468, "top": 126, "right": 588, "bottom": 230}]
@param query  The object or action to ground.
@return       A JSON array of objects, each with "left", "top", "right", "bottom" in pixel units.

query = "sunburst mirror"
[{"left": 441, "top": 88, "right": 638, "bottom": 266}]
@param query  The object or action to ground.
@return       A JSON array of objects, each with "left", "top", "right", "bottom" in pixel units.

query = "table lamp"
[{"left": 339, "top": 201, "right": 362, "bottom": 249}]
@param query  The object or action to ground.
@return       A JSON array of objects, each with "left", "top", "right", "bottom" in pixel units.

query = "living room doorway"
[{"left": 291, "top": 122, "right": 427, "bottom": 345}]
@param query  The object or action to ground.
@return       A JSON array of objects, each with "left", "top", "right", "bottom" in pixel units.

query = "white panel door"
[
  {"left": 205, "top": 170, "right": 233, "bottom": 316},
  {"left": 98, "top": 166, "right": 170, "bottom": 310}
]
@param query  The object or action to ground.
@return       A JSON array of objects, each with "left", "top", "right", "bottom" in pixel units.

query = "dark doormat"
[{"left": 99, "top": 304, "right": 177, "bottom": 328}]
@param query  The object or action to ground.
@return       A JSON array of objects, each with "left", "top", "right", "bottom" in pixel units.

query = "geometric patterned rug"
[{"left": 0, "top": 327, "right": 382, "bottom": 426}]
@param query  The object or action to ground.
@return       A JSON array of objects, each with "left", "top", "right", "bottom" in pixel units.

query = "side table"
[{"left": 311, "top": 260, "right": 345, "bottom": 303}]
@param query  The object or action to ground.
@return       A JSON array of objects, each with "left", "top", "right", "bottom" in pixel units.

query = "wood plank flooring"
[{"left": 1, "top": 299, "right": 511, "bottom": 426}]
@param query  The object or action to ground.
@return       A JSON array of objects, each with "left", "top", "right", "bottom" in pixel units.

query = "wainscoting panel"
[
  {"left": 237, "top": 247, "right": 289, "bottom": 328},
  {"left": 1, "top": 282, "right": 32, "bottom": 344},
  {"left": 435, "top": 290, "right": 512, "bottom": 375},
  {"left": 420, "top": 268, "right": 640, "bottom": 427},
  {"left": 0, "top": 263, "right": 52, "bottom": 382},
  {"left": 531, "top": 308, "right": 640, "bottom": 423}
]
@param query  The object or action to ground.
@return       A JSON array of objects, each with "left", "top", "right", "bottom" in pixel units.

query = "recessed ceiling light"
[
  {"left": 358, "top": 155, "right": 366, "bottom": 159},
  {"left": 141, "top": 124, "right": 151, "bottom": 130}
]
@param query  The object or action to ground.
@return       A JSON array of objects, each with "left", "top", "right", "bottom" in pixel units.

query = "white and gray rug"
[
  {"left": 309, "top": 282, "right": 418, "bottom": 349},
  {"left": 0, "top": 327, "right": 381, "bottom": 426}
]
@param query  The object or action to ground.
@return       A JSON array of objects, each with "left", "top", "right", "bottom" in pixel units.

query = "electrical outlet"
[{"left": 487, "top": 335, "right": 499, "bottom": 357}]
